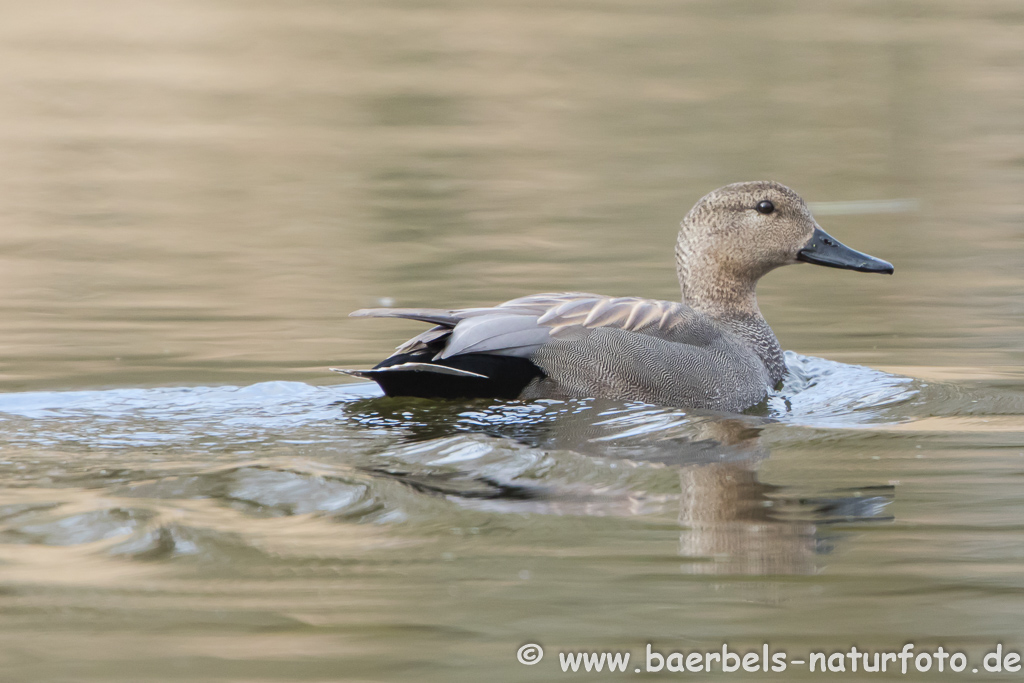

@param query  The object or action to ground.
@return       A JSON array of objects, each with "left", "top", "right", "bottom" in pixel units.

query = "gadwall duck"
[{"left": 338, "top": 181, "right": 893, "bottom": 412}]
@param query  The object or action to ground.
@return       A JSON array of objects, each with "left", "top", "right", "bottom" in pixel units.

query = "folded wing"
[
  {"left": 342, "top": 293, "right": 732, "bottom": 401},
  {"left": 352, "top": 292, "right": 715, "bottom": 359}
]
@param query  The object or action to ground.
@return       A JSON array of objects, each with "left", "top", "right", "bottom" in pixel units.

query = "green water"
[{"left": 1, "top": 1, "right": 1023, "bottom": 681}]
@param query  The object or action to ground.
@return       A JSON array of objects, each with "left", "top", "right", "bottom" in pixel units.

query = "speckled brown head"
[{"left": 675, "top": 181, "right": 893, "bottom": 316}]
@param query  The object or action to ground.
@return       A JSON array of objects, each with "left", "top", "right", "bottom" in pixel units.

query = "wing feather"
[
  {"left": 395, "top": 325, "right": 450, "bottom": 354},
  {"left": 438, "top": 314, "right": 553, "bottom": 359},
  {"left": 350, "top": 308, "right": 459, "bottom": 326},
  {"left": 350, "top": 292, "right": 715, "bottom": 364},
  {"left": 581, "top": 298, "right": 615, "bottom": 326}
]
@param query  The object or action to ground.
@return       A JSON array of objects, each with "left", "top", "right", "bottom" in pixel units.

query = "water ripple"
[{"left": 0, "top": 354, "right": 1018, "bottom": 546}]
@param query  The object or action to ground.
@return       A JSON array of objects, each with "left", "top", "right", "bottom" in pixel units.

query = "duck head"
[{"left": 676, "top": 181, "right": 893, "bottom": 315}]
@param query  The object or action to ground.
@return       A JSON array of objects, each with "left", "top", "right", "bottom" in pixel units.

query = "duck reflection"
[
  {"left": 675, "top": 458, "right": 892, "bottom": 576},
  {"left": 345, "top": 396, "right": 893, "bottom": 575}
]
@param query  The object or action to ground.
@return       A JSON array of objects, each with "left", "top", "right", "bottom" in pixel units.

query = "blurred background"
[
  {"left": 0, "top": 0, "right": 1021, "bottom": 390},
  {"left": 0, "top": 1, "right": 1023, "bottom": 681}
]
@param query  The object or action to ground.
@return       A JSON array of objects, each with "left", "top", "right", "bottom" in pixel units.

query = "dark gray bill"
[{"left": 796, "top": 227, "right": 894, "bottom": 274}]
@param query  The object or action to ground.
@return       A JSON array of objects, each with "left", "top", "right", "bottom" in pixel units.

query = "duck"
[{"left": 337, "top": 181, "right": 893, "bottom": 412}]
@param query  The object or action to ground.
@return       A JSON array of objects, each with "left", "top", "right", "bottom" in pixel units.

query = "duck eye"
[{"left": 755, "top": 200, "right": 775, "bottom": 215}]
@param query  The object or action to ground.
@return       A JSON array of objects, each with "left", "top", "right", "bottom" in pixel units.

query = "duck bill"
[{"left": 796, "top": 227, "right": 894, "bottom": 274}]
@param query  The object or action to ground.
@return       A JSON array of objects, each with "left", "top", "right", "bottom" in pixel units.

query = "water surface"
[{"left": 1, "top": 0, "right": 1023, "bottom": 681}]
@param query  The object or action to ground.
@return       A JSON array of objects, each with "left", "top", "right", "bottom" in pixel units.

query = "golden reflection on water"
[
  {"left": 0, "top": 0, "right": 1022, "bottom": 680},
  {"left": 877, "top": 365, "right": 1024, "bottom": 381},
  {"left": 873, "top": 415, "right": 1024, "bottom": 433},
  {"left": 0, "top": 0, "right": 1020, "bottom": 391}
]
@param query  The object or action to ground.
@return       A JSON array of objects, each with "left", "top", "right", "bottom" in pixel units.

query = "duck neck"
[
  {"left": 677, "top": 254, "right": 786, "bottom": 386},
  {"left": 676, "top": 239, "right": 762, "bottom": 318},
  {"left": 680, "top": 268, "right": 760, "bottom": 319}
]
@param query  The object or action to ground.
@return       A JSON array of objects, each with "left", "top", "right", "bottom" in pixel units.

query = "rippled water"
[
  {"left": 1, "top": 0, "right": 1023, "bottom": 680},
  {"left": 3, "top": 353, "right": 1024, "bottom": 679},
  {"left": 0, "top": 355, "right": 929, "bottom": 579}
]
